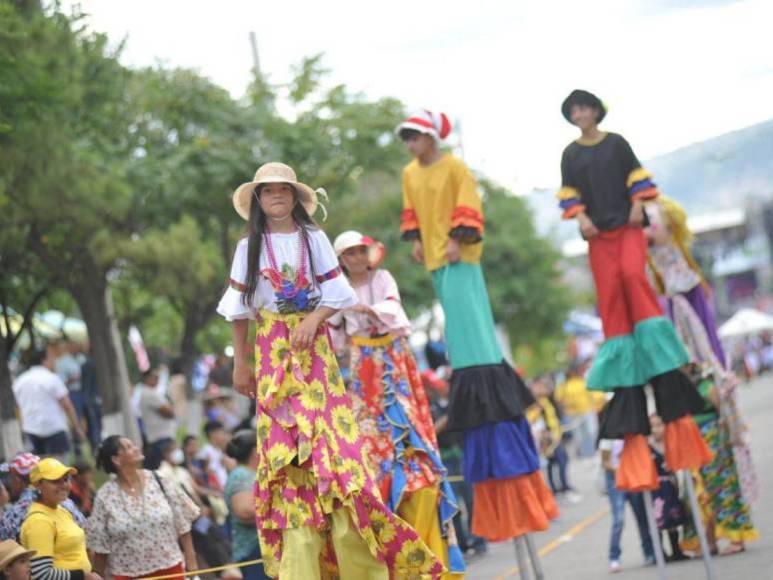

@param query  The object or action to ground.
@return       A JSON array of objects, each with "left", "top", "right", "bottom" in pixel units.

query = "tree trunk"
[
  {"left": 179, "top": 303, "right": 216, "bottom": 397},
  {"left": 0, "top": 340, "right": 15, "bottom": 421},
  {"left": 71, "top": 278, "right": 140, "bottom": 443},
  {"left": 0, "top": 340, "right": 23, "bottom": 457}
]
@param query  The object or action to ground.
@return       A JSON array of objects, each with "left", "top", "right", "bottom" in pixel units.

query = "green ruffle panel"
[{"left": 587, "top": 316, "right": 689, "bottom": 391}]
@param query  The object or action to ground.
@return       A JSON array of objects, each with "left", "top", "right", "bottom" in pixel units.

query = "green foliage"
[
  {"left": 0, "top": 2, "right": 573, "bottom": 390},
  {"left": 479, "top": 178, "right": 573, "bottom": 350}
]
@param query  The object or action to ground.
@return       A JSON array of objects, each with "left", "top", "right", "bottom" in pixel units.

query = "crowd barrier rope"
[
  {"left": 144, "top": 419, "right": 588, "bottom": 579},
  {"left": 142, "top": 559, "right": 263, "bottom": 580}
]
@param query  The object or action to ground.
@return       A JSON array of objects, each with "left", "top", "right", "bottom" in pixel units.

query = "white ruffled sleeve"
[
  {"left": 370, "top": 269, "right": 411, "bottom": 335},
  {"left": 310, "top": 229, "right": 357, "bottom": 311},
  {"left": 216, "top": 238, "right": 256, "bottom": 321}
]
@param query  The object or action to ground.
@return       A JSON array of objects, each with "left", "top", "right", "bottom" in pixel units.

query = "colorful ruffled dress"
[
  {"left": 557, "top": 132, "right": 710, "bottom": 491},
  {"left": 645, "top": 197, "right": 760, "bottom": 505},
  {"left": 401, "top": 154, "right": 558, "bottom": 542},
  {"left": 217, "top": 226, "right": 444, "bottom": 578},
  {"left": 682, "top": 379, "right": 758, "bottom": 550},
  {"left": 329, "top": 268, "right": 465, "bottom": 576}
]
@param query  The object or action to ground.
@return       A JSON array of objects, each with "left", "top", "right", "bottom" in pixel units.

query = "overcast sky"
[{"left": 74, "top": 0, "right": 773, "bottom": 194}]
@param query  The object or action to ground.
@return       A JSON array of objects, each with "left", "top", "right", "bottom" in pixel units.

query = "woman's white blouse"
[
  {"left": 217, "top": 228, "right": 357, "bottom": 320},
  {"left": 85, "top": 471, "right": 199, "bottom": 577}
]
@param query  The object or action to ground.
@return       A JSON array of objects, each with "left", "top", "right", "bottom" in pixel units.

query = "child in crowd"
[
  {"left": 68, "top": 462, "right": 95, "bottom": 518},
  {"left": 197, "top": 421, "right": 235, "bottom": 491},
  {"left": 528, "top": 377, "right": 580, "bottom": 503},
  {"left": 648, "top": 414, "right": 688, "bottom": 562},
  {"left": 0, "top": 540, "right": 34, "bottom": 580},
  {"left": 599, "top": 433, "right": 655, "bottom": 573}
]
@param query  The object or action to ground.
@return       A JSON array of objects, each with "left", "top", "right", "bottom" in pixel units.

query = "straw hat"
[
  {"left": 333, "top": 230, "right": 386, "bottom": 268},
  {"left": 0, "top": 540, "right": 36, "bottom": 571},
  {"left": 232, "top": 162, "right": 327, "bottom": 221}
]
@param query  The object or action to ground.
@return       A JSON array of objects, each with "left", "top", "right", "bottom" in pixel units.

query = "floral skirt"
[
  {"left": 252, "top": 310, "right": 444, "bottom": 578},
  {"left": 348, "top": 334, "right": 465, "bottom": 575},
  {"left": 682, "top": 418, "right": 758, "bottom": 550}
]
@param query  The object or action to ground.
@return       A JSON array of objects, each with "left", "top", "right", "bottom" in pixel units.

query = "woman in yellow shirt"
[{"left": 20, "top": 459, "right": 99, "bottom": 580}]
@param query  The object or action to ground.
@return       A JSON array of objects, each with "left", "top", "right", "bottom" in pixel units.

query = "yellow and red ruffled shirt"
[{"left": 400, "top": 154, "right": 484, "bottom": 271}]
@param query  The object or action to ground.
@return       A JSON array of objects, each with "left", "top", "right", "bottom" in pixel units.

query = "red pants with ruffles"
[{"left": 588, "top": 225, "right": 663, "bottom": 338}]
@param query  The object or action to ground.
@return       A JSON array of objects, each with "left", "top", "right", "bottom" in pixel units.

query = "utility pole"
[{"left": 249, "top": 31, "right": 261, "bottom": 77}]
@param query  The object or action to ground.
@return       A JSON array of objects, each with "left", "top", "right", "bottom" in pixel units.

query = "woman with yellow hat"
[
  {"left": 19, "top": 459, "right": 100, "bottom": 580},
  {"left": 217, "top": 162, "right": 443, "bottom": 578}
]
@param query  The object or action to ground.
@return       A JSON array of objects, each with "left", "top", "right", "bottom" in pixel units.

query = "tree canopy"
[{"left": 0, "top": 0, "right": 574, "bottom": 436}]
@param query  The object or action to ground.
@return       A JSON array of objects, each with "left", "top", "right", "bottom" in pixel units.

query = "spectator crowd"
[{"left": 0, "top": 336, "right": 759, "bottom": 579}]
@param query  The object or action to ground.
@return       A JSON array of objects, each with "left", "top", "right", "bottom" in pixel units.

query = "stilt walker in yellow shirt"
[{"left": 396, "top": 110, "right": 558, "bottom": 555}]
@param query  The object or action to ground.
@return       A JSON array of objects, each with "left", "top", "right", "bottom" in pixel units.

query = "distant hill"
[
  {"left": 526, "top": 119, "right": 773, "bottom": 242},
  {"left": 649, "top": 119, "right": 773, "bottom": 214}
]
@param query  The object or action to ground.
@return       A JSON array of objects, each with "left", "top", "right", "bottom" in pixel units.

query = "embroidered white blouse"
[{"left": 217, "top": 227, "right": 357, "bottom": 320}]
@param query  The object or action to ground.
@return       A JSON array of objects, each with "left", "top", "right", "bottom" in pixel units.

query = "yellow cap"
[{"left": 29, "top": 458, "right": 76, "bottom": 483}]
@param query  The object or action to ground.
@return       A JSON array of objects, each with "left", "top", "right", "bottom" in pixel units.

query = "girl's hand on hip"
[{"left": 291, "top": 315, "right": 320, "bottom": 350}]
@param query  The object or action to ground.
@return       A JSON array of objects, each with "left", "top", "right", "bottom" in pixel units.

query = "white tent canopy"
[{"left": 718, "top": 308, "right": 773, "bottom": 339}]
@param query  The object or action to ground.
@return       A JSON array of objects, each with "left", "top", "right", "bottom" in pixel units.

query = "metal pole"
[
  {"left": 524, "top": 533, "right": 545, "bottom": 579},
  {"left": 513, "top": 535, "right": 533, "bottom": 580},
  {"left": 248, "top": 31, "right": 261, "bottom": 75},
  {"left": 683, "top": 470, "right": 717, "bottom": 580},
  {"left": 643, "top": 490, "right": 668, "bottom": 580}
]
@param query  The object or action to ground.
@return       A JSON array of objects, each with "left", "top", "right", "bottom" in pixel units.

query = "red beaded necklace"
[{"left": 263, "top": 223, "right": 308, "bottom": 284}]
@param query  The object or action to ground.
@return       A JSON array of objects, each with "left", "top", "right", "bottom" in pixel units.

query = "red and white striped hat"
[
  {"left": 9, "top": 452, "right": 40, "bottom": 477},
  {"left": 396, "top": 109, "right": 452, "bottom": 141}
]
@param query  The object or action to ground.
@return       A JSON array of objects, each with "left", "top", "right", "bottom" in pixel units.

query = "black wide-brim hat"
[{"left": 561, "top": 89, "right": 607, "bottom": 124}]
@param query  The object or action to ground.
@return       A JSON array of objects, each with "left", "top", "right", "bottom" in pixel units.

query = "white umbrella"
[{"left": 718, "top": 308, "right": 773, "bottom": 338}]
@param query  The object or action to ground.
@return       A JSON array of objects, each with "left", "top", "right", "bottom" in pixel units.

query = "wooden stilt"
[
  {"left": 682, "top": 470, "right": 717, "bottom": 580},
  {"left": 643, "top": 490, "right": 668, "bottom": 580}
]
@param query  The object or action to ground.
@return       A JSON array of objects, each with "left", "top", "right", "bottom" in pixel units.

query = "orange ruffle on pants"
[
  {"left": 471, "top": 471, "right": 559, "bottom": 542},
  {"left": 616, "top": 434, "right": 658, "bottom": 492},
  {"left": 665, "top": 415, "right": 712, "bottom": 471}
]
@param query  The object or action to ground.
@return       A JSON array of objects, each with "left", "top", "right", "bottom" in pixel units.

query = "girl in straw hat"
[
  {"left": 329, "top": 231, "right": 465, "bottom": 577},
  {"left": 217, "top": 163, "right": 443, "bottom": 579}
]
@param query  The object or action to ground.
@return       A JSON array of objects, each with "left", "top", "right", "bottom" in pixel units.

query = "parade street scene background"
[{"left": 1, "top": 1, "right": 772, "bottom": 579}]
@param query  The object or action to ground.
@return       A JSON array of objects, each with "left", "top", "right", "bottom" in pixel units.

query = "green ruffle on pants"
[
  {"left": 587, "top": 316, "right": 689, "bottom": 391},
  {"left": 431, "top": 262, "right": 503, "bottom": 369}
]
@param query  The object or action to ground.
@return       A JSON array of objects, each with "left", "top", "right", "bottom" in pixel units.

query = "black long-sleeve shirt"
[{"left": 558, "top": 132, "right": 656, "bottom": 231}]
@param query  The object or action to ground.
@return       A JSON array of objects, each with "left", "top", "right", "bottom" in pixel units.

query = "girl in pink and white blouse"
[{"left": 329, "top": 230, "right": 466, "bottom": 576}]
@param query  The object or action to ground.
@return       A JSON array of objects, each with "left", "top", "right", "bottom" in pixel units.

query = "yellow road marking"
[{"left": 494, "top": 506, "right": 610, "bottom": 579}]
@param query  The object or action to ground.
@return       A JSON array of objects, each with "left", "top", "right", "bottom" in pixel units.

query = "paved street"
[{"left": 467, "top": 375, "right": 773, "bottom": 579}]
